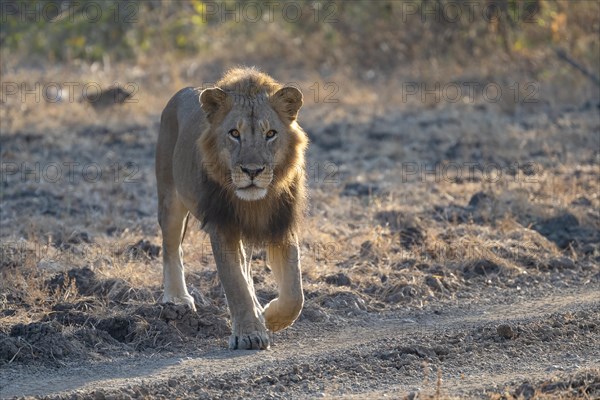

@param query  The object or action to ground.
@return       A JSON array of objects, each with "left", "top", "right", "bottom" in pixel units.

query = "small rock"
[
  {"left": 581, "top": 244, "right": 597, "bottom": 255},
  {"left": 497, "top": 324, "right": 515, "bottom": 339},
  {"left": 274, "top": 383, "right": 286, "bottom": 392},
  {"left": 375, "top": 211, "right": 425, "bottom": 248},
  {"left": 258, "top": 375, "right": 277, "bottom": 384},
  {"left": 359, "top": 240, "right": 375, "bottom": 257},
  {"left": 0, "top": 309, "right": 16, "bottom": 317},
  {"left": 424, "top": 275, "right": 444, "bottom": 292},
  {"left": 468, "top": 191, "right": 492, "bottom": 207},
  {"left": 548, "top": 257, "right": 576, "bottom": 270},
  {"left": 126, "top": 239, "right": 161, "bottom": 259},
  {"left": 463, "top": 259, "right": 501, "bottom": 278},
  {"left": 405, "top": 391, "right": 419, "bottom": 400},
  {"left": 570, "top": 196, "right": 591, "bottom": 206},
  {"left": 354, "top": 365, "right": 367, "bottom": 373},
  {"left": 515, "top": 382, "right": 535, "bottom": 400},
  {"left": 341, "top": 182, "right": 379, "bottom": 197},
  {"left": 532, "top": 213, "right": 579, "bottom": 249},
  {"left": 81, "top": 86, "right": 132, "bottom": 109},
  {"left": 324, "top": 273, "right": 352, "bottom": 287},
  {"left": 93, "top": 391, "right": 106, "bottom": 400}
]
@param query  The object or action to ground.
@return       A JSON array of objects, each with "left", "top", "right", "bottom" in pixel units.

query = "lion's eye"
[
  {"left": 265, "top": 130, "right": 277, "bottom": 139},
  {"left": 229, "top": 129, "right": 240, "bottom": 139}
]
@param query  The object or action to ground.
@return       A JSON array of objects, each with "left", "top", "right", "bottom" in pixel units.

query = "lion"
[{"left": 155, "top": 67, "right": 308, "bottom": 350}]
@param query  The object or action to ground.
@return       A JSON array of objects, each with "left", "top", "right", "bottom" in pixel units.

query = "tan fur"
[{"left": 155, "top": 67, "right": 308, "bottom": 350}]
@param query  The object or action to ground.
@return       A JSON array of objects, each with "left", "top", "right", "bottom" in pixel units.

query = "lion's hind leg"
[{"left": 158, "top": 191, "right": 196, "bottom": 310}]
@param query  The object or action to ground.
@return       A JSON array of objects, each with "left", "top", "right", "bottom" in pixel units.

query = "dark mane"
[
  {"left": 195, "top": 67, "right": 308, "bottom": 243},
  {"left": 197, "top": 167, "right": 305, "bottom": 244}
]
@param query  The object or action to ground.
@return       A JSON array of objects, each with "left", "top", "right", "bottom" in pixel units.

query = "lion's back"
[{"left": 156, "top": 87, "right": 206, "bottom": 207}]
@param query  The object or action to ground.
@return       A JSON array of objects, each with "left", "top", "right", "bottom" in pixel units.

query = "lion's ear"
[
  {"left": 200, "top": 88, "right": 228, "bottom": 122},
  {"left": 270, "top": 86, "right": 303, "bottom": 122}
]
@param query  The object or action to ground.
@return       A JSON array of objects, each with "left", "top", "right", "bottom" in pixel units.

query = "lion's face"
[
  {"left": 215, "top": 101, "right": 290, "bottom": 201},
  {"left": 200, "top": 87, "right": 304, "bottom": 201}
]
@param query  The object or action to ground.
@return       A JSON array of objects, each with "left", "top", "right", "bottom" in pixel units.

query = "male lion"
[{"left": 155, "top": 67, "right": 308, "bottom": 350}]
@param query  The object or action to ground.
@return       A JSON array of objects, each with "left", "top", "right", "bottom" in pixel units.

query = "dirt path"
[
  {"left": 1, "top": 79, "right": 599, "bottom": 399},
  {"left": 2, "top": 285, "right": 598, "bottom": 399}
]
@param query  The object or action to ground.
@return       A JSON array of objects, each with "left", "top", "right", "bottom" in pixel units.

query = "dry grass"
[
  {"left": 1, "top": 13, "right": 599, "bottom": 395},
  {"left": 1, "top": 76, "right": 598, "bottom": 308}
]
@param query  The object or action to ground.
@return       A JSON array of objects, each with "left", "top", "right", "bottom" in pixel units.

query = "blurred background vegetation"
[
  {"left": 1, "top": 0, "right": 598, "bottom": 74},
  {"left": 0, "top": 0, "right": 598, "bottom": 113}
]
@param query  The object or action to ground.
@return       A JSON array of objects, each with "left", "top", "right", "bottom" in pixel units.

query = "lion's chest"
[{"left": 196, "top": 174, "right": 296, "bottom": 243}]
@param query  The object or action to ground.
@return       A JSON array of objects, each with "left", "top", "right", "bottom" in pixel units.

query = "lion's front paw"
[
  {"left": 263, "top": 297, "right": 303, "bottom": 332},
  {"left": 229, "top": 331, "right": 270, "bottom": 350},
  {"left": 229, "top": 319, "right": 270, "bottom": 350},
  {"left": 162, "top": 291, "right": 196, "bottom": 311}
]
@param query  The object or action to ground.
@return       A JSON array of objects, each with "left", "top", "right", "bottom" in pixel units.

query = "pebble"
[
  {"left": 497, "top": 324, "right": 515, "bottom": 339},
  {"left": 354, "top": 365, "right": 368, "bottom": 373},
  {"left": 548, "top": 257, "right": 575, "bottom": 270},
  {"left": 93, "top": 391, "right": 106, "bottom": 400},
  {"left": 406, "top": 391, "right": 419, "bottom": 400}
]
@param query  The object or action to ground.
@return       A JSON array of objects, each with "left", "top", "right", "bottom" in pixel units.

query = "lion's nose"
[{"left": 240, "top": 165, "right": 265, "bottom": 179}]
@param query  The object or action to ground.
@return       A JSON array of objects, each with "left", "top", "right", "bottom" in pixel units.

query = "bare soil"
[
  {"left": 1, "top": 85, "right": 599, "bottom": 399},
  {"left": 1, "top": 282, "right": 599, "bottom": 399}
]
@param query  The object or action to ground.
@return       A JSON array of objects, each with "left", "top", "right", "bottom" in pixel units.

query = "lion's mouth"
[{"left": 235, "top": 185, "right": 268, "bottom": 201}]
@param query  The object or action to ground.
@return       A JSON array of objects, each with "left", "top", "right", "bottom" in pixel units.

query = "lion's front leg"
[
  {"left": 159, "top": 192, "right": 195, "bottom": 311},
  {"left": 209, "top": 230, "right": 269, "bottom": 350},
  {"left": 264, "top": 239, "right": 304, "bottom": 332},
  {"left": 244, "top": 245, "right": 264, "bottom": 314}
]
